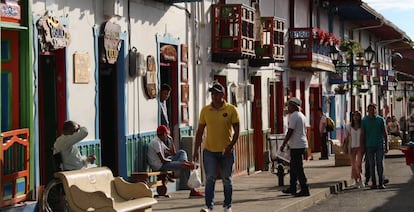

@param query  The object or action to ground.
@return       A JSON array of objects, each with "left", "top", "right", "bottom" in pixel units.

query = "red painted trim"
[
  {"left": 251, "top": 76, "right": 263, "bottom": 170},
  {"left": 1, "top": 30, "right": 20, "bottom": 130},
  {"left": 276, "top": 81, "right": 284, "bottom": 134}
]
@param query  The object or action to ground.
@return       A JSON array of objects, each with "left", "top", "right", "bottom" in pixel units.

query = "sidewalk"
[{"left": 152, "top": 150, "right": 403, "bottom": 212}]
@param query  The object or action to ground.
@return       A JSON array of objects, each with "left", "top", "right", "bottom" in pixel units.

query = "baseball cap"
[
  {"left": 156, "top": 125, "right": 170, "bottom": 135},
  {"left": 288, "top": 97, "right": 301, "bottom": 107},
  {"left": 208, "top": 83, "right": 225, "bottom": 93}
]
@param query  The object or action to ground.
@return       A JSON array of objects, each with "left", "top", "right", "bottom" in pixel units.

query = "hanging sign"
[
  {"left": 160, "top": 45, "right": 177, "bottom": 61},
  {"left": 102, "top": 22, "right": 121, "bottom": 64},
  {"left": 1, "top": 0, "right": 21, "bottom": 23},
  {"left": 37, "top": 15, "right": 71, "bottom": 52}
]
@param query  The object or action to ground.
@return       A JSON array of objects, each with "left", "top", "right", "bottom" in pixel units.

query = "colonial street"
[{"left": 152, "top": 150, "right": 410, "bottom": 212}]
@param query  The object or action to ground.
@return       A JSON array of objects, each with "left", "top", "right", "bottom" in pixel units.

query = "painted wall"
[{"left": 32, "top": 0, "right": 195, "bottom": 137}]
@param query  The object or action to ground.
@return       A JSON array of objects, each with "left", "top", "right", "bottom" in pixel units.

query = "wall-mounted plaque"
[
  {"left": 181, "top": 105, "right": 189, "bottom": 123},
  {"left": 181, "top": 64, "right": 188, "bottom": 82},
  {"left": 73, "top": 53, "right": 91, "bottom": 83},
  {"left": 181, "top": 84, "right": 189, "bottom": 103},
  {"left": 144, "top": 55, "right": 157, "bottom": 99},
  {"left": 181, "top": 44, "right": 188, "bottom": 62}
]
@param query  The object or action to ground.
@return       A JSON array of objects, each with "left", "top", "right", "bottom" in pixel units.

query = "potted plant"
[
  {"left": 334, "top": 84, "right": 348, "bottom": 95},
  {"left": 396, "top": 96, "right": 403, "bottom": 101},
  {"left": 358, "top": 87, "right": 369, "bottom": 93},
  {"left": 409, "top": 96, "right": 414, "bottom": 102},
  {"left": 339, "top": 39, "right": 364, "bottom": 62}
]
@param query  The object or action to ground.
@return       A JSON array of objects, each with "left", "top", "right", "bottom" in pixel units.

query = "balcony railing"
[
  {"left": 250, "top": 16, "right": 286, "bottom": 67},
  {"left": 212, "top": 3, "right": 255, "bottom": 63},
  {"left": 288, "top": 27, "right": 338, "bottom": 71}
]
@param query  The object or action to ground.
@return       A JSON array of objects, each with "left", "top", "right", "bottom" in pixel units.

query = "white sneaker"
[
  {"left": 358, "top": 181, "right": 365, "bottom": 188},
  {"left": 200, "top": 209, "right": 211, "bottom": 212},
  {"left": 224, "top": 207, "right": 232, "bottom": 212}
]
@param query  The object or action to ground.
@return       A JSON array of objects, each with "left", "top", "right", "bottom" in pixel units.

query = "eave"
[{"left": 331, "top": 0, "right": 413, "bottom": 50}]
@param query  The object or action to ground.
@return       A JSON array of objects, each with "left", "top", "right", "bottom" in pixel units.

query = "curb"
[{"left": 276, "top": 180, "right": 347, "bottom": 212}]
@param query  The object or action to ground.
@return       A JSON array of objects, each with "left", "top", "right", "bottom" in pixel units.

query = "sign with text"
[
  {"left": 73, "top": 53, "right": 91, "bottom": 83},
  {"left": 37, "top": 15, "right": 71, "bottom": 52}
]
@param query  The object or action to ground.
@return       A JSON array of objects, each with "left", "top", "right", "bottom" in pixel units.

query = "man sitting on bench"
[
  {"left": 147, "top": 125, "right": 204, "bottom": 198},
  {"left": 53, "top": 120, "right": 96, "bottom": 170}
]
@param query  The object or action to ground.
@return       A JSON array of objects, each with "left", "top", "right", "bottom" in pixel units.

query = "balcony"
[
  {"left": 212, "top": 4, "right": 255, "bottom": 63},
  {"left": 288, "top": 27, "right": 339, "bottom": 72},
  {"left": 250, "top": 17, "right": 286, "bottom": 67}
]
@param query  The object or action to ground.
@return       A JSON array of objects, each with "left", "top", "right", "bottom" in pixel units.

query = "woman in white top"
[{"left": 344, "top": 111, "right": 364, "bottom": 188}]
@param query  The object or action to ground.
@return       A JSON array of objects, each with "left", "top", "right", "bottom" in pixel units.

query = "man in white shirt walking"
[{"left": 280, "top": 97, "right": 310, "bottom": 197}]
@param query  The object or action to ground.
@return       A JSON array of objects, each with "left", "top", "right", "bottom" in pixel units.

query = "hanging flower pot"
[
  {"left": 396, "top": 96, "right": 403, "bottom": 102},
  {"left": 334, "top": 85, "right": 348, "bottom": 95},
  {"left": 409, "top": 96, "right": 414, "bottom": 102}
]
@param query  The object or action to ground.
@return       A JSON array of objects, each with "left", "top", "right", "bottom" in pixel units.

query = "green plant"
[
  {"left": 334, "top": 84, "right": 348, "bottom": 94},
  {"left": 396, "top": 96, "right": 403, "bottom": 101},
  {"left": 409, "top": 96, "right": 414, "bottom": 102},
  {"left": 339, "top": 39, "right": 364, "bottom": 59}
]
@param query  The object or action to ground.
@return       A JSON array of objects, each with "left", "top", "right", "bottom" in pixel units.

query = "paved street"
[
  {"left": 151, "top": 150, "right": 408, "bottom": 212},
  {"left": 304, "top": 155, "right": 414, "bottom": 212}
]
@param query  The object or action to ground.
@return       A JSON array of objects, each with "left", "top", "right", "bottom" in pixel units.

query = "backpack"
[{"left": 326, "top": 116, "right": 335, "bottom": 132}]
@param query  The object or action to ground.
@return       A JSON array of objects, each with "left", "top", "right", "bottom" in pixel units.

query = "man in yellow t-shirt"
[{"left": 194, "top": 82, "right": 240, "bottom": 212}]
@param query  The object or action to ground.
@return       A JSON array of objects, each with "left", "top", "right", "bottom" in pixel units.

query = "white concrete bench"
[{"left": 55, "top": 167, "right": 157, "bottom": 212}]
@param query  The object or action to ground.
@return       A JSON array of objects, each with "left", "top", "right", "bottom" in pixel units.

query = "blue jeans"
[
  {"left": 203, "top": 149, "right": 235, "bottom": 210},
  {"left": 366, "top": 146, "right": 384, "bottom": 185},
  {"left": 159, "top": 150, "right": 188, "bottom": 171}
]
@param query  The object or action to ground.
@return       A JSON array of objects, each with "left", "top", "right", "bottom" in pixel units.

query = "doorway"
[
  {"left": 99, "top": 62, "right": 119, "bottom": 175},
  {"left": 38, "top": 49, "right": 67, "bottom": 185},
  {"left": 159, "top": 44, "right": 179, "bottom": 141}
]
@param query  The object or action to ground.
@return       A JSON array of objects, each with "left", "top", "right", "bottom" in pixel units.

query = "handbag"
[{"left": 187, "top": 168, "right": 202, "bottom": 188}]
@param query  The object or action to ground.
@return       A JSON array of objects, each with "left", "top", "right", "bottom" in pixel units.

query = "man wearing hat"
[
  {"left": 194, "top": 82, "right": 240, "bottom": 212},
  {"left": 280, "top": 97, "right": 310, "bottom": 197},
  {"left": 147, "top": 125, "right": 204, "bottom": 198}
]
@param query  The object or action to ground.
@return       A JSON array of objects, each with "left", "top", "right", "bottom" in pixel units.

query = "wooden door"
[
  {"left": 310, "top": 86, "right": 321, "bottom": 152},
  {"left": 251, "top": 76, "right": 263, "bottom": 170}
]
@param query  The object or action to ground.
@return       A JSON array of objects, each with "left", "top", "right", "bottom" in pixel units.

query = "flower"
[{"left": 314, "top": 28, "right": 341, "bottom": 46}]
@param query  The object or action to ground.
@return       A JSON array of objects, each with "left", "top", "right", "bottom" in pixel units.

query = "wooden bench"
[
  {"left": 130, "top": 171, "right": 173, "bottom": 198},
  {"left": 55, "top": 167, "right": 157, "bottom": 212}
]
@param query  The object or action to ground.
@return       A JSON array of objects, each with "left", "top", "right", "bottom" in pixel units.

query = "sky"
[{"left": 363, "top": 0, "right": 414, "bottom": 40}]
